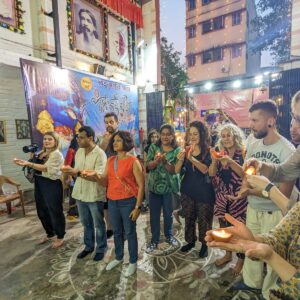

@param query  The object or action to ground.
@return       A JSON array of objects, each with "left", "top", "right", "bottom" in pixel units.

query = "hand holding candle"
[
  {"left": 211, "top": 229, "right": 233, "bottom": 242},
  {"left": 245, "top": 166, "right": 256, "bottom": 175}
]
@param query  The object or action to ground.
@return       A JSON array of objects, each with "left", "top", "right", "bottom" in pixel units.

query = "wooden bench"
[{"left": 0, "top": 176, "right": 26, "bottom": 217}]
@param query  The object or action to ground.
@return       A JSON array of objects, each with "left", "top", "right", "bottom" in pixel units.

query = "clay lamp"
[
  {"left": 211, "top": 149, "right": 225, "bottom": 159},
  {"left": 245, "top": 166, "right": 256, "bottom": 175},
  {"left": 211, "top": 229, "right": 233, "bottom": 242}
]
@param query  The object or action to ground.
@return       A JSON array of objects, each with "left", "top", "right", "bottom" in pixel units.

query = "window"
[
  {"left": 232, "top": 45, "right": 242, "bottom": 58},
  {"left": 187, "top": 55, "right": 196, "bottom": 67},
  {"left": 202, "top": 21, "right": 212, "bottom": 34},
  {"left": 202, "top": 0, "right": 218, "bottom": 5},
  {"left": 188, "top": 25, "right": 196, "bottom": 38},
  {"left": 213, "top": 16, "right": 224, "bottom": 30},
  {"left": 188, "top": 0, "right": 196, "bottom": 10},
  {"left": 202, "top": 48, "right": 223, "bottom": 64},
  {"left": 202, "top": 16, "right": 224, "bottom": 34},
  {"left": 232, "top": 11, "right": 241, "bottom": 26}
]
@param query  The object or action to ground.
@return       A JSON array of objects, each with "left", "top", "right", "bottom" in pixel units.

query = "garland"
[
  {"left": 67, "top": 0, "right": 132, "bottom": 71},
  {"left": 0, "top": 0, "right": 25, "bottom": 34}
]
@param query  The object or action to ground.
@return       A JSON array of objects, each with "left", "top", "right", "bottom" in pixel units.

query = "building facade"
[
  {"left": 185, "top": 0, "right": 260, "bottom": 83},
  {"left": 0, "top": 0, "right": 160, "bottom": 189}
]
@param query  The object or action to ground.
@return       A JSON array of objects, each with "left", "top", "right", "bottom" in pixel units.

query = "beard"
[
  {"left": 106, "top": 126, "right": 116, "bottom": 134},
  {"left": 253, "top": 129, "right": 268, "bottom": 139}
]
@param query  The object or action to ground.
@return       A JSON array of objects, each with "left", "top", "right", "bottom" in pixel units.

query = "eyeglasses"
[{"left": 290, "top": 112, "right": 300, "bottom": 124}]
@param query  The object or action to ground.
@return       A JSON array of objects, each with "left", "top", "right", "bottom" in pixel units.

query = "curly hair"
[
  {"left": 215, "top": 123, "right": 245, "bottom": 150},
  {"left": 108, "top": 130, "right": 134, "bottom": 152},
  {"left": 189, "top": 121, "right": 210, "bottom": 154}
]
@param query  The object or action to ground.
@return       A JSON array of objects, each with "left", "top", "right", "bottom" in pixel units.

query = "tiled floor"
[{"left": 0, "top": 204, "right": 262, "bottom": 300}]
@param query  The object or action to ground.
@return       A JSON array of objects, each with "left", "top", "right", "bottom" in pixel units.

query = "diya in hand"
[
  {"left": 211, "top": 229, "right": 233, "bottom": 242},
  {"left": 211, "top": 149, "right": 225, "bottom": 159},
  {"left": 245, "top": 166, "right": 256, "bottom": 175}
]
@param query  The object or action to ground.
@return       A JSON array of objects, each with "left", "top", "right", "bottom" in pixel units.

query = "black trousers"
[{"left": 35, "top": 176, "right": 65, "bottom": 239}]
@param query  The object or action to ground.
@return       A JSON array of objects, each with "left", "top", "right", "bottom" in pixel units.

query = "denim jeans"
[
  {"left": 108, "top": 197, "right": 138, "bottom": 264},
  {"left": 149, "top": 192, "right": 173, "bottom": 243},
  {"left": 76, "top": 200, "right": 107, "bottom": 253}
]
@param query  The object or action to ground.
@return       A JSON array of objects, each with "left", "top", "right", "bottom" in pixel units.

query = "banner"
[
  {"left": 20, "top": 59, "right": 139, "bottom": 154},
  {"left": 192, "top": 88, "right": 269, "bottom": 128}
]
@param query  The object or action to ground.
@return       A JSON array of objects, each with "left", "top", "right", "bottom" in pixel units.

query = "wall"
[
  {"left": 291, "top": 0, "right": 300, "bottom": 57},
  {"left": 0, "top": 65, "right": 33, "bottom": 189}
]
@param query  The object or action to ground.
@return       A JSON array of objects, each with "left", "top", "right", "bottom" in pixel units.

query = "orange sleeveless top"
[{"left": 107, "top": 155, "right": 139, "bottom": 200}]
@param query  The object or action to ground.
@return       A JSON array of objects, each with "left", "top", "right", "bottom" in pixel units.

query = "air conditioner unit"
[
  {"left": 93, "top": 64, "right": 106, "bottom": 75},
  {"left": 221, "top": 66, "right": 230, "bottom": 73}
]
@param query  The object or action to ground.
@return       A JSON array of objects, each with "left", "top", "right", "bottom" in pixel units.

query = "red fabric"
[
  {"left": 97, "top": 0, "right": 143, "bottom": 27},
  {"left": 107, "top": 155, "right": 139, "bottom": 200},
  {"left": 64, "top": 148, "right": 76, "bottom": 166}
]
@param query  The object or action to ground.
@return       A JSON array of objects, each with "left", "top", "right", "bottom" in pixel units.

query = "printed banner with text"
[{"left": 20, "top": 59, "right": 139, "bottom": 154}]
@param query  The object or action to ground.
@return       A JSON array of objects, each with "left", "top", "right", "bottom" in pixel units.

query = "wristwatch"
[
  {"left": 135, "top": 205, "right": 142, "bottom": 210},
  {"left": 77, "top": 171, "right": 81, "bottom": 177},
  {"left": 262, "top": 183, "right": 275, "bottom": 198}
]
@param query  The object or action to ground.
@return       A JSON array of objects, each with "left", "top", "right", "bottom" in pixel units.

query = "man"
[
  {"left": 61, "top": 126, "right": 107, "bottom": 261},
  {"left": 234, "top": 100, "right": 296, "bottom": 299},
  {"left": 97, "top": 112, "right": 119, "bottom": 238},
  {"left": 247, "top": 91, "right": 300, "bottom": 197},
  {"left": 75, "top": 8, "right": 101, "bottom": 55}
]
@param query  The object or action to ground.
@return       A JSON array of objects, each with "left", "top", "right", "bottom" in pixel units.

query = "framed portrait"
[
  {"left": 71, "top": 0, "right": 105, "bottom": 58},
  {"left": 0, "top": 0, "right": 17, "bottom": 28},
  {"left": 15, "top": 119, "right": 31, "bottom": 139},
  {"left": 0, "top": 120, "right": 6, "bottom": 144},
  {"left": 107, "top": 15, "right": 130, "bottom": 69}
]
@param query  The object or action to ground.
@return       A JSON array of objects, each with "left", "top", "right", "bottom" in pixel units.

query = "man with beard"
[
  {"left": 76, "top": 8, "right": 101, "bottom": 55},
  {"left": 232, "top": 100, "right": 296, "bottom": 299},
  {"left": 97, "top": 112, "right": 119, "bottom": 238}
]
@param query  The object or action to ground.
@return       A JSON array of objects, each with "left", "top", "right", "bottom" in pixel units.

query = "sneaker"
[
  {"left": 180, "top": 242, "right": 195, "bottom": 252},
  {"left": 106, "top": 259, "right": 123, "bottom": 271},
  {"left": 166, "top": 236, "right": 177, "bottom": 246},
  {"left": 106, "top": 230, "right": 113, "bottom": 239},
  {"left": 146, "top": 242, "right": 158, "bottom": 253},
  {"left": 93, "top": 252, "right": 105, "bottom": 261},
  {"left": 77, "top": 249, "right": 94, "bottom": 259},
  {"left": 124, "top": 263, "right": 137, "bottom": 277}
]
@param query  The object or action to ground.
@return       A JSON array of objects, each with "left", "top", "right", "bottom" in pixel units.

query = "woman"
[
  {"left": 175, "top": 121, "right": 215, "bottom": 258},
  {"left": 209, "top": 124, "right": 246, "bottom": 274},
  {"left": 14, "top": 131, "right": 65, "bottom": 248},
  {"left": 146, "top": 124, "right": 181, "bottom": 253},
  {"left": 83, "top": 131, "right": 144, "bottom": 277},
  {"left": 143, "top": 129, "right": 159, "bottom": 210},
  {"left": 205, "top": 175, "right": 300, "bottom": 299}
]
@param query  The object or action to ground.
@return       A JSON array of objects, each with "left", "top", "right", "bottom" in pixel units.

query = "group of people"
[{"left": 13, "top": 92, "right": 300, "bottom": 298}]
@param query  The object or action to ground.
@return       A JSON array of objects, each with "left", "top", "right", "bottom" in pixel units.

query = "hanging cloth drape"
[{"left": 97, "top": 0, "right": 143, "bottom": 28}]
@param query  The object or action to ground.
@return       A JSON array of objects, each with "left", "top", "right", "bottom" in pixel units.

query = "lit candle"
[
  {"left": 245, "top": 166, "right": 256, "bottom": 175},
  {"left": 211, "top": 229, "right": 233, "bottom": 242}
]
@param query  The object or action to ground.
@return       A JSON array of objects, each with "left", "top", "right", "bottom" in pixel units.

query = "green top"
[{"left": 146, "top": 144, "right": 181, "bottom": 194}]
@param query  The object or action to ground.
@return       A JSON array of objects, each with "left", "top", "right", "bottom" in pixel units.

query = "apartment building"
[{"left": 185, "top": 0, "right": 260, "bottom": 83}]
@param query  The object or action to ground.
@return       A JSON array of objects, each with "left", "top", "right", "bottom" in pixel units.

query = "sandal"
[
  {"left": 51, "top": 239, "right": 64, "bottom": 249},
  {"left": 37, "top": 236, "right": 54, "bottom": 245},
  {"left": 215, "top": 253, "right": 232, "bottom": 267}
]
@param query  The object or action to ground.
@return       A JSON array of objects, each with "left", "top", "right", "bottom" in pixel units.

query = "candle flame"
[{"left": 245, "top": 166, "right": 256, "bottom": 175}]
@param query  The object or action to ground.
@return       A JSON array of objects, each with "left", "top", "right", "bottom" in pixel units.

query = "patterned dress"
[
  {"left": 212, "top": 149, "right": 247, "bottom": 222},
  {"left": 261, "top": 201, "right": 300, "bottom": 298}
]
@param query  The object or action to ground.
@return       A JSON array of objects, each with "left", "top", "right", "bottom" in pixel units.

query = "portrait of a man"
[
  {"left": 72, "top": 0, "right": 104, "bottom": 58},
  {"left": 0, "top": 0, "right": 17, "bottom": 27},
  {"left": 108, "top": 15, "right": 130, "bottom": 69}
]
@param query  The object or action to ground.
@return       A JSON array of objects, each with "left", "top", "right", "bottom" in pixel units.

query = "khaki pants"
[{"left": 243, "top": 205, "right": 282, "bottom": 300}]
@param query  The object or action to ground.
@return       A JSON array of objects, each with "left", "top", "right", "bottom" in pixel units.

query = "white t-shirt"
[{"left": 246, "top": 136, "right": 295, "bottom": 211}]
